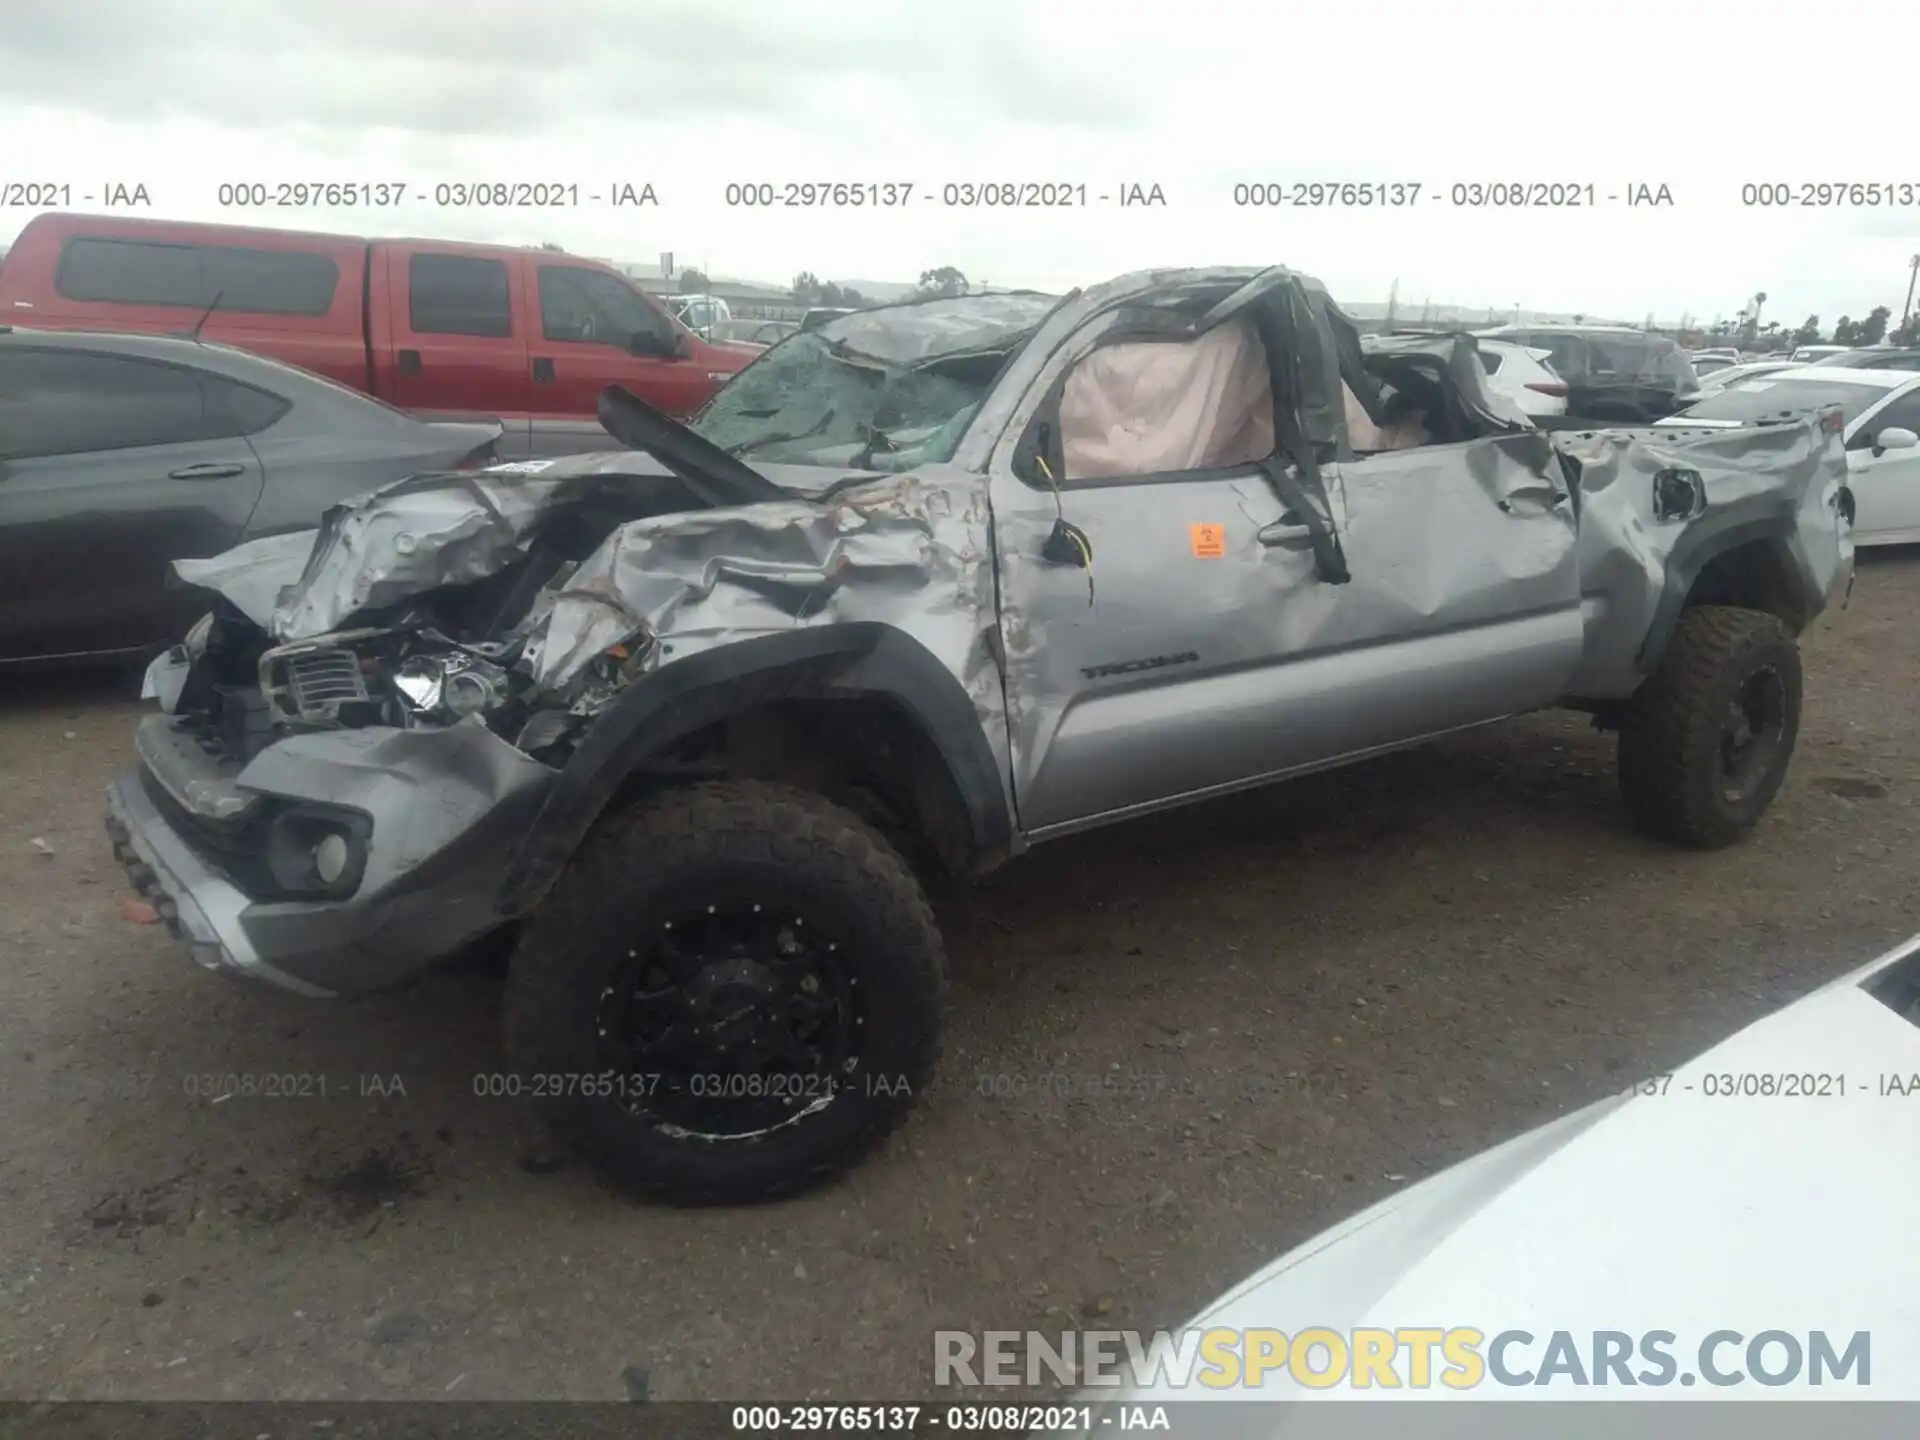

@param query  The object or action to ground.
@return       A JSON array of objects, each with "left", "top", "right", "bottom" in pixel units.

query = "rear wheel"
[
  {"left": 1617, "top": 605, "right": 1801, "bottom": 848},
  {"left": 503, "top": 779, "right": 946, "bottom": 1204}
]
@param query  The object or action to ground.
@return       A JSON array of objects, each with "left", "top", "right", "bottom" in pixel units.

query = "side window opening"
[
  {"left": 1537, "top": 335, "right": 1588, "bottom": 380},
  {"left": 203, "top": 376, "right": 293, "bottom": 436},
  {"left": 0, "top": 349, "right": 252, "bottom": 460},
  {"left": 1048, "top": 318, "right": 1276, "bottom": 483},
  {"left": 1850, "top": 392, "right": 1920, "bottom": 449},
  {"left": 54, "top": 237, "right": 340, "bottom": 318},
  {"left": 408, "top": 253, "right": 513, "bottom": 338},
  {"left": 1346, "top": 349, "right": 1516, "bottom": 456},
  {"left": 538, "top": 265, "right": 675, "bottom": 347}
]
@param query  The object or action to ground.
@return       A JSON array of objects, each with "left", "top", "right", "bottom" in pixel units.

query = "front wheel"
[
  {"left": 1617, "top": 605, "right": 1802, "bottom": 849},
  {"left": 503, "top": 780, "right": 947, "bottom": 1205}
]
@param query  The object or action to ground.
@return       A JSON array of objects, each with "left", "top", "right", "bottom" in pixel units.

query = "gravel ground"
[{"left": 1, "top": 551, "right": 1915, "bottom": 1403}]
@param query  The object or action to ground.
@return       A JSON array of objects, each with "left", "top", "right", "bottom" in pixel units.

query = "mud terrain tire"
[
  {"left": 1617, "top": 605, "right": 1802, "bottom": 849},
  {"left": 504, "top": 780, "right": 947, "bottom": 1205}
]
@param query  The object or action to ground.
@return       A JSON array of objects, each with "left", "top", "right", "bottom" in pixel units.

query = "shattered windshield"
[
  {"left": 689, "top": 331, "right": 998, "bottom": 469},
  {"left": 685, "top": 292, "right": 1056, "bottom": 471}
]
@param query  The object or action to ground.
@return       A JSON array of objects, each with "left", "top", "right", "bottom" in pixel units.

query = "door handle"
[
  {"left": 532, "top": 356, "right": 555, "bottom": 383},
  {"left": 1257, "top": 513, "right": 1314, "bottom": 545},
  {"left": 167, "top": 462, "right": 247, "bottom": 480},
  {"left": 1499, "top": 483, "right": 1573, "bottom": 515},
  {"left": 397, "top": 349, "right": 423, "bottom": 376}
]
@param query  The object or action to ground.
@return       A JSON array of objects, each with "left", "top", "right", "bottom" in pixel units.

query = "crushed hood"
[
  {"left": 173, "top": 386, "right": 819, "bottom": 641},
  {"left": 167, "top": 294, "right": 1064, "bottom": 688},
  {"left": 166, "top": 385, "right": 998, "bottom": 701}
]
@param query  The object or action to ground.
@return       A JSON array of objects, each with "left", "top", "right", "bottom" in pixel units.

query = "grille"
[{"left": 260, "top": 645, "right": 370, "bottom": 724}]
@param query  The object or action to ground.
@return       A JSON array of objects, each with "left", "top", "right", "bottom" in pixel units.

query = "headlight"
[
  {"left": 392, "top": 653, "right": 508, "bottom": 723},
  {"left": 182, "top": 612, "right": 215, "bottom": 660},
  {"left": 443, "top": 666, "right": 503, "bottom": 717}
]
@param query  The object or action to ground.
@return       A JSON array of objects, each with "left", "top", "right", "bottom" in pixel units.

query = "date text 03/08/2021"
[
  {"left": 209, "top": 180, "right": 658, "bottom": 209},
  {"left": 1621, "top": 1072, "right": 1920, "bottom": 1098},
  {"left": 728, "top": 1403, "right": 1120, "bottom": 1434},
  {"left": 66, "top": 1072, "right": 408, "bottom": 1101}
]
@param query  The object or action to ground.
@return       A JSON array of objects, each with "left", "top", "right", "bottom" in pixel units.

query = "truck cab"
[{"left": 0, "top": 213, "right": 758, "bottom": 458}]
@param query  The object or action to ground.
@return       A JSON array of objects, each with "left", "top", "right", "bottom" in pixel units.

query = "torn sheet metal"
[
  {"left": 172, "top": 529, "right": 320, "bottom": 629},
  {"left": 271, "top": 465, "right": 597, "bottom": 640},
  {"left": 1551, "top": 416, "right": 1852, "bottom": 697},
  {"left": 1333, "top": 430, "right": 1575, "bottom": 634},
  {"left": 174, "top": 454, "right": 709, "bottom": 643},
  {"left": 522, "top": 466, "right": 997, "bottom": 697}
]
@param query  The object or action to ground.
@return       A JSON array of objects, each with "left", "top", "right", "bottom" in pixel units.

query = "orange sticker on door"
[{"left": 1189, "top": 522, "right": 1227, "bottom": 558}]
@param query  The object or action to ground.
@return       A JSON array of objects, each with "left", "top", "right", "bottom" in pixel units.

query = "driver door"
[{"left": 988, "top": 310, "right": 1585, "bottom": 838}]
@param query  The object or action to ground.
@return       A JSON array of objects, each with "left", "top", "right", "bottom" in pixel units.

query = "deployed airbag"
[{"left": 1059, "top": 320, "right": 1275, "bottom": 479}]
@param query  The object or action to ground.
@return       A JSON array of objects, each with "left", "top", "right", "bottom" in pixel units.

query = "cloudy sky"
[{"left": 3, "top": 0, "right": 1916, "bottom": 329}]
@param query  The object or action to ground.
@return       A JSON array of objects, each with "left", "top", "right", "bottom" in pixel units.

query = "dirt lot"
[{"left": 2, "top": 553, "right": 1916, "bottom": 1403}]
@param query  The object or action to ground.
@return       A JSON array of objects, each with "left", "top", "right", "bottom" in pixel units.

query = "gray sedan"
[{"left": 0, "top": 327, "right": 500, "bottom": 665}]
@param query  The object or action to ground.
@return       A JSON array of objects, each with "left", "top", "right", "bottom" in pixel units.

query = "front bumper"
[
  {"left": 105, "top": 717, "right": 558, "bottom": 997},
  {"left": 107, "top": 772, "right": 336, "bottom": 997}
]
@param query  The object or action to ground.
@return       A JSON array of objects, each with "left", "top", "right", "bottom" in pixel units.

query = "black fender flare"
[
  {"left": 495, "top": 624, "right": 1011, "bottom": 915},
  {"left": 1635, "top": 495, "right": 1804, "bottom": 674}
]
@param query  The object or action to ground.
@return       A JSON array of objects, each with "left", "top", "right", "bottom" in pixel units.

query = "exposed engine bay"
[{"left": 169, "top": 484, "right": 679, "bottom": 770}]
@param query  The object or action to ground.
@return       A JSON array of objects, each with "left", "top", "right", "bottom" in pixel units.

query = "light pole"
[{"left": 1903, "top": 254, "right": 1920, "bottom": 328}]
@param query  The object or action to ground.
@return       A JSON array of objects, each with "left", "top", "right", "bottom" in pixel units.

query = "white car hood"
[{"left": 1098, "top": 936, "right": 1920, "bottom": 1423}]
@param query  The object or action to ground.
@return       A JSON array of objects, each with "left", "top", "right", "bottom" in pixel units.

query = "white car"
[
  {"left": 1694, "top": 358, "right": 1799, "bottom": 394},
  {"left": 669, "top": 292, "right": 732, "bottom": 337},
  {"left": 1471, "top": 339, "right": 1568, "bottom": 418},
  {"left": 1068, "top": 930, "right": 1920, "bottom": 1422},
  {"left": 1790, "top": 344, "right": 1848, "bottom": 362},
  {"left": 1658, "top": 367, "right": 1920, "bottom": 545}
]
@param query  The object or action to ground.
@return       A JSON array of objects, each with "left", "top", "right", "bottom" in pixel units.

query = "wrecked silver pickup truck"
[{"left": 107, "top": 269, "right": 1854, "bottom": 1205}]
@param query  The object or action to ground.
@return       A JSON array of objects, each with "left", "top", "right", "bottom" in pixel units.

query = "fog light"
[
  {"left": 313, "top": 833, "right": 351, "bottom": 885},
  {"left": 265, "top": 805, "right": 370, "bottom": 898}
]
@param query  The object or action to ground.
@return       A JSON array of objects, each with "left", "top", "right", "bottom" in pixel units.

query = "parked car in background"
[
  {"left": 1812, "top": 346, "right": 1920, "bottom": 371},
  {"left": 0, "top": 326, "right": 501, "bottom": 664},
  {"left": 1470, "top": 338, "right": 1568, "bottom": 417},
  {"left": 1660, "top": 366, "right": 1920, "bottom": 545},
  {"left": 1691, "top": 354, "right": 1737, "bottom": 378},
  {"left": 0, "top": 213, "right": 758, "bottom": 458},
  {"left": 749, "top": 319, "right": 802, "bottom": 345},
  {"left": 669, "top": 293, "right": 731, "bottom": 337},
  {"left": 1477, "top": 323, "right": 1701, "bottom": 421},
  {"left": 1790, "top": 344, "right": 1848, "bottom": 362},
  {"left": 1695, "top": 358, "right": 1800, "bottom": 394},
  {"left": 1070, "top": 929, "right": 1920, "bottom": 1415}
]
